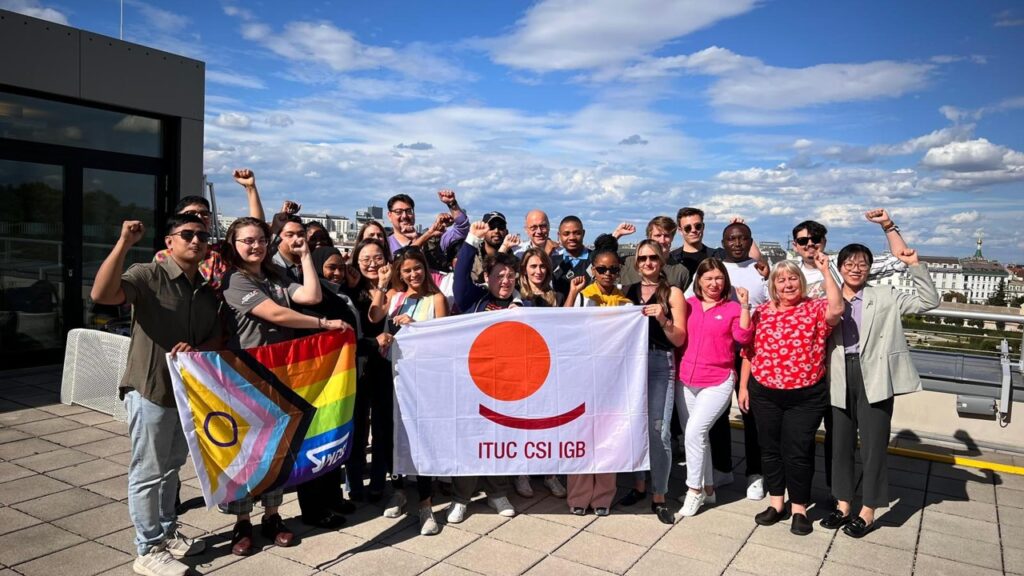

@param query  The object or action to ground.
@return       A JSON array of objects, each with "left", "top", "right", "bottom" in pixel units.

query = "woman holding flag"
[
  {"left": 564, "top": 234, "right": 631, "bottom": 516},
  {"left": 369, "top": 247, "right": 449, "bottom": 536},
  {"left": 220, "top": 217, "right": 349, "bottom": 556}
]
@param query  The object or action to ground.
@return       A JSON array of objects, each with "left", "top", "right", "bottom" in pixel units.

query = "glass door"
[{"left": 0, "top": 159, "right": 65, "bottom": 362}]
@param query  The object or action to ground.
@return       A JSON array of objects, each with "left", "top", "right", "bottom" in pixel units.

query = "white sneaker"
[
  {"left": 418, "top": 506, "right": 439, "bottom": 536},
  {"left": 514, "top": 475, "right": 534, "bottom": 498},
  {"left": 713, "top": 469, "right": 735, "bottom": 487},
  {"left": 383, "top": 491, "right": 407, "bottom": 518},
  {"left": 164, "top": 528, "right": 206, "bottom": 559},
  {"left": 133, "top": 544, "right": 188, "bottom": 576},
  {"left": 543, "top": 476, "right": 567, "bottom": 498},
  {"left": 679, "top": 490, "right": 706, "bottom": 517},
  {"left": 746, "top": 474, "right": 766, "bottom": 500},
  {"left": 487, "top": 495, "right": 516, "bottom": 517},
  {"left": 447, "top": 502, "right": 468, "bottom": 524}
]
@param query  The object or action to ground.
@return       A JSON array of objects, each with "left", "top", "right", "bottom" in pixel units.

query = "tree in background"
[
  {"left": 986, "top": 279, "right": 1007, "bottom": 307},
  {"left": 943, "top": 291, "right": 967, "bottom": 303}
]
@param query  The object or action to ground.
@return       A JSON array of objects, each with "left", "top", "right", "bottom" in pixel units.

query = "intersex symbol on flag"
[
  {"left": 167, "top": 330, "right": 357, "bottom": 508},
  {"left": 392, "top": 306, "right": 649, "bottom": 476}
]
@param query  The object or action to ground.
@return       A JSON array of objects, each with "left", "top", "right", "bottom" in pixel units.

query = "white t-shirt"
[{"left": 724, "top": 259, "right": 769, "bottom": 306}]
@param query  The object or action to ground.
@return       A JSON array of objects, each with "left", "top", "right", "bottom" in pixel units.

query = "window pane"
[{"left": 0, "top": 91, "right": 162, "bottom": 157}]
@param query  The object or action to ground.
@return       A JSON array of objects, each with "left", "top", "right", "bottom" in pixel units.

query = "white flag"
[{"left": 392, "top": 306, "right": 649, "bottom": 476}]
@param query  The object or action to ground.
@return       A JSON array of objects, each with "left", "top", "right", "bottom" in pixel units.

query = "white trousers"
[{"left": 676, "top": 374, "right": 735, "bottom": 491}]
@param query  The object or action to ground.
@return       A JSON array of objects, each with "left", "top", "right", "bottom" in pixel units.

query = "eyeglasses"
[
  {"left": 795, "top": 235, "right": 824, "bottom": 246},
  {"left": 235, "top": 237, "right": 268, "bottom": 246},
  {"left": 358, "top": 255, "right": 386, "bottom": 265},
  {"left": 594, "top": 266, "right": 621, "bottom": 275},
  {"left": 492, "top": 272, "right": 518, "bottom": 282},
  {"left": 170, "top": 230, "right": 211, "bottom": 243},
  {"left": 527, "top": 224, "right": 549, "bottom": 232},
  {"left": 682, "top": 222, "right": 705, "bottom": 233},
  {"left": 842, "top": 262, "right": 869, "bottom": 271},
  {"left": 181, "top": 209, "right": 211, "bottom": 218},
  {"left": 390, "top": 208, "right": 414, "bottom": 217},
  {"left": 636, "top": 255, "right": 659, "bottom": 263}
]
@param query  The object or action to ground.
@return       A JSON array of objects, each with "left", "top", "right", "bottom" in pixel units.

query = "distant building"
[
  {"left": 298, "top": 213, "right": 356, "bottom": 244},
  {"left": 876, "top": 237, "right": 1012, "bottom": 305},
  {"left": 355, "top": 206, "right": 384, "bottom": 225},
  {"left": 758, "top": 241, "right": 788, "bottom": 266}
]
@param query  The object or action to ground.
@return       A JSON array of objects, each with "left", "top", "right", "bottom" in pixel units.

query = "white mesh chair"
[{"left": 60, "top": 328, "right": 131, "bottom": 421}]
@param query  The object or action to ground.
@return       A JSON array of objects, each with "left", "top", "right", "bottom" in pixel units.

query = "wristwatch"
[{"left": 883, "top": 222, "right": 901, "bottom": 234}]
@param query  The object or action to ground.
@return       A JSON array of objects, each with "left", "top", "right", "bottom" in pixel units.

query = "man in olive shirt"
[{"left": 91, "top": 214, "right": 221, "bottom": 576}]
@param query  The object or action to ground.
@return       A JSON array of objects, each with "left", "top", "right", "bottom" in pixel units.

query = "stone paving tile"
[
  {"left": 323, "top": 544, "right": 436, "bottom": 576},
  {"left": 14, "top": 540, "right": 133, "bottom": 576},
  {"left": 74, "top": 438, "right": 130, "bottom": 458},
  {"left": 177, "top": 506, "right": 238, "bottom": 534},
  {"left": 104, "top": 452, "right": 132, "bottom": 466},
  {"left": 920, "top": 508, "right": 1000, "bottom": 544},
  {"left": 95, "top": 420, "right": 129, "bottom": 435},
  {"left": 913, "top": 553, "right": 1004, "bottom": 576},
  {"left": 916, "top": 528, "right": 1003, "bottom": 571},
  {"left": 43, "top": 426, "right": 118, "bottom": 447},
  {"left": 46, "top": 458, "right": 127, "bottom": 486},
  {"left": 729, "top": 542, "right": 821, "bottom": 576},
  {"left": 652, "top": 525, "right": 741, "bottom": 571},
  {"left": 267, "top": 528, "right": 367, "bottom": 568},
  {"left": 929, "top": 462, "right": 994, "bottom": 483},
  {"left": 1002, "top": 521, "right": 1024, "bottom": 550},
  {"left": 553, "top": 530, "right": 648, "bottom": 574},
  {"left": 336, "top": 504, "right": 417, "bottom": 542},
  {"left": 524, "top": 495, "right": 597, "bottom": 529},
  {"left": 383, "top": 522, "right": 480, "bottom": 561},
  {"left": 95, "top": 527, "right": 140, "bottom": 556},
  {"left": 525, "top": 555, "right": 613, "bottom": 576},
  {"left": 12, "top": 416, "right": 86, "bottom": 437},
  {"left": 0, "top": 506, "right": 42, "bottom": 536},
  {"left": 0, "top": 461, "right": 34, "bottom": 483},
  {"left": 82, "top": 475, "right": 128, "bottom": 501},
  {"left": 626, "top": 548, "right": 720, "bottom": 576},
  {"left": 65, "top": 410, "right": 116, "bottom": 426},
  {"left": 995, "top": 471, "right": 1024, "bottom": 491},
  {"left": 998, "top": 485, "right": 1024, "bottom": 509},
  {"left": 36, "top": 402, "right": 92, "bottom": 417},
  {"left": 888, "top": 469, "right": 928, "bottom": 491},
  {"left": 208, "top": 552, "right": 318, "bottom": 576},
  {"left": 12, "top": 487, "right": 113, "bottom": 522},
  {"left": 488, "top": 514, "right": 577, "bottom": 554},
  {"left": 887, "top": 455, "right": 930, "bottom": 474},
  {"left": 0, "top": 474, "right": 72, "bottom": 505},
  {"left": 0, "top": 407, "right": 55, "bottom": 426},
  {"left": 0, "top": 523, "right": 85, "bottom": 566},
  {"left": 921, "top": 493, "right": 998, "bottom": 522},
  {"left": 819, "top": 561, "right": 891, "bottom": 576},
  {"left": 12, "top": 447, "right": 94, "bottom": 473},
  {"left": 1005, "top": 546, "right": 1024, "bottom": 576},
  {"left": 420, "top": 563, "right": 485, "bottom": 576},
  {"left": 861, "top": 510, "right": 921, "bottom": 551},
  {"left": 667, "top": 508, "right": 756, "bottom": 542},
  {"left": 0, "top": 437, "right": 62, "bottom": 460},
  {"left": 445, "top": 536, "right": 545, "bottom": 576},
  {"left": 927, "top": 474, "right": 996, "bottom": 504},
  {"left": 52, "top": 501, "right": 133, "bottom": 539},
  {"left": 827, "top": 536, "right": 914, "bottom": 576},
  {"left": 0, "top": 427, "right": 31, "bottom": 445},
  {"left": 748, "top": 521, "right": 834, "bottom": 558},
  {"left": 583, "top": 510, "right": 671, "bottom": 547}
]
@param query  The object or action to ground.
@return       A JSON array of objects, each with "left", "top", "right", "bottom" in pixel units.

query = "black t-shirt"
[
  {"left": 669, "top": 244, "right": 725, "bottom": 289},
  {"left": 625, "top": 283, "right": 674, "bottom": 351}
]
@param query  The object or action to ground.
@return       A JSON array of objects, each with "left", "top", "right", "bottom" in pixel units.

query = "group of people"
[{"left": 94, "top": 169, "right": 939, "bottom": 576}]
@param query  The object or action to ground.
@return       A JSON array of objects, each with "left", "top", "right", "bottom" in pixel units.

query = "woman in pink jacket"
[{"left": 676, "top": 258, "right": 753, "bottom": 517}]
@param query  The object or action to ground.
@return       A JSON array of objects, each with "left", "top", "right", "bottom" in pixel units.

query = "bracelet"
[
  {"left": 882, "top": 222, "right": 900, "bottom": 234},
  {"left": 317, "top": 317, "right": 325, "bottom": 329},
  {"left": 741, "top": 304, "right": 752, "bottom": 310}
]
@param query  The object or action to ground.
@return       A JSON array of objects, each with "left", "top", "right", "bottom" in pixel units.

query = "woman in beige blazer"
[{"left": 821, "top": 242, "right": 938, "bottom": 537}]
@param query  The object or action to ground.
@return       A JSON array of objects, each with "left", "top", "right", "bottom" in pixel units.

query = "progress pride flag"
[{"left": 392, "top": 306, "right": 649, "bottom": 476}]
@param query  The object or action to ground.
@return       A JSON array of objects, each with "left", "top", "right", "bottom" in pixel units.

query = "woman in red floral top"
[{"left": 738, "top": 253, "right": 843, "bottom": 536}]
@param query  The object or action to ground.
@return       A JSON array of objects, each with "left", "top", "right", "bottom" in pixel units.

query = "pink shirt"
[{"left": 678, "top": 297, "right": 753, "bottom": 388}]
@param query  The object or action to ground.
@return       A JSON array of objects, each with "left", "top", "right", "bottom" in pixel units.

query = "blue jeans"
[
  {"left": 642, "top": 349, "right": 675, "bottom": 495},
  {"left": 125, "top": 391, "right": 189, "bottom": 556}
]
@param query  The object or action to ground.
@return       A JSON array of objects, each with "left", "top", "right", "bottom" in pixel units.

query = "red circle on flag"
[{"left": 468, "top": 321, "right": 550, "bottom": 401}]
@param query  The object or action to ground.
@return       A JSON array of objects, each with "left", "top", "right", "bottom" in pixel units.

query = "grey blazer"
[{"left": 827, "top": 263, "right": 939, "bottom": 409}]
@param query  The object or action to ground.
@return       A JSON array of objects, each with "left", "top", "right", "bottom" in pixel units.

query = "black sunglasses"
[
  {"left": 795, "top": 235, "right": 824, "bottom": 246},
  {"left": 682, "top": 222, "right": 705, "bottom": 233},
  {"left": 636, "top": 255, "right": 659, "bottom": 263},
  {"left": 170, "top": 230, "right": 211, "bottom": 243},
  {"left": 594, "top": 265, "right": 621, "bottom": 275}
]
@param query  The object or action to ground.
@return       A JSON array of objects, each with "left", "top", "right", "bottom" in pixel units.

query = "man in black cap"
[{"left": 469, "top": 211, "right": 510, "bottom": 283}]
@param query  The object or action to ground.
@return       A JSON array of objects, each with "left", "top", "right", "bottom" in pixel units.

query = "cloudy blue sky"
[{"left": 7, "top": 0, "right": 1024, "bottom": 262}]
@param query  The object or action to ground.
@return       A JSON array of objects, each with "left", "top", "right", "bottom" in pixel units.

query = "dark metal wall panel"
[
  {"left": 0, "top": 11, "right": 80, "bottom": 98},
  {"left": 79, "top": 33, "right": 204, "bottom": 121},
  {"left": 179, "top": 117, "right": 204, "bottom": 195}
]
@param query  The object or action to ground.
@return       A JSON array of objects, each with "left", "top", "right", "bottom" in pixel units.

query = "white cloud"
[
  {"left": 950, "top": 210, "right": 979, "bottom": 224},
  {"left": 940, "top": 96, "right": 1024, "bottom": 123},
  {"left": 0, "top": 0, "right": 68, "bottom": 24},
  {"left": 921, "top": 138, "right": 1016, "bottom": 172},
  {"left": 207, "top": 70, "right": 266, "bottom": 90},
  {"left": 793, "top": 139, "right": 813, "bottom": 149},
  {"left": 483, "top": 0, "right": 757, "bottom": 72},
  {"left": 995, "top": 10, "right": 1024, "bottom": 27},
  {"left": 214, "top": 112, "right": 253, "bottom": 130},
  {"left": 126, "top": 0, "right": 187, "bottom": 33}
]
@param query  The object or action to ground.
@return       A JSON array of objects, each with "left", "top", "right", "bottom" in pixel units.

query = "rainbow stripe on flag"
[{"left": 167, "top": 330, "right": 356, "bottom": 508}]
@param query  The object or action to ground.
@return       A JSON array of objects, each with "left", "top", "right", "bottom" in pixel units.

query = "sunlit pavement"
[{"left": 0, "top": 365, "right": 1021, "bottom": 576}]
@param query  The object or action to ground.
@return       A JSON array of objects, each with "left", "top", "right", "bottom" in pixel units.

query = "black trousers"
[
  {"left": 832, "top": 355, "right": 893, "bottom": 509},
  {"left": 749, "top": 376, "right": 827, "bottom": 505},
  {"left": 347, "top": 361, "right": 394, "bottom": 494},
  {"left": 709, "top": 356, "right": 762, "bottom": 475},
  {"left": 297, "top": 468, "right": 344, "bottom": 519},
  {"left": 393, "top": 475, "right": 434, "bottom": 502}
]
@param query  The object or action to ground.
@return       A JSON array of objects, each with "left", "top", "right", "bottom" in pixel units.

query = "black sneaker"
[
  {"left": 790, "top": 512, "right": 813, "bottom": 536},
  {"left": 652, "top": 502, "right": 674, "bottom": 525},
  {"left": 618, "top": 489, "right": 647, "bottom": 507},
  {"left": 819, "top": 509, "right": 852, "bottom": 530}
]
